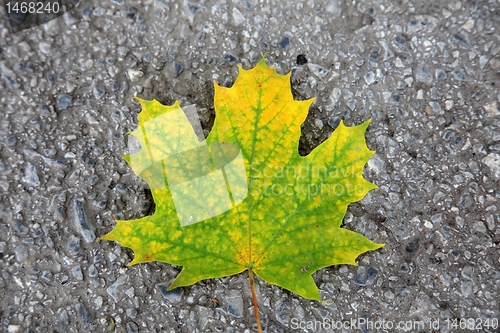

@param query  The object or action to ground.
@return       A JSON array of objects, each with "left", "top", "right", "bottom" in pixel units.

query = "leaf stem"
[{"left": 248, "top": 268, "right": 263, "bottom": 333}]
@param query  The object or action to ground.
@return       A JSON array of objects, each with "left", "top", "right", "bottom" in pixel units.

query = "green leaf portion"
[
  {"left": 256, "top": 229, "right": 382, "bottom": 300},
  {"left": 101, "top": 98, "right": 248, "bottom": 285},
  {"left": 101, "top": 58, "right": 384, "bottom": 300}
]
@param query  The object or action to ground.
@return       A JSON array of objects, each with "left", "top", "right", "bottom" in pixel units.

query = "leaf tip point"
[
  {"left": 166, "top": 281, "right": 180, "bottom": 291},
  {"left": 127, "top": 258, "right": 141, "bottom": 267},
  {"left": 98, "top": 232, "right": 114, "bottom": 242},
  {"left": 259, "top": 53, "right": 269, "bottom": 65},
  {"left": 213, "top": 80, "right": 223, "bottom": 91},
  {"left": 305, "top": 97, "right": 316, "bottom": 106},
  {"left": 133, "top": 96, "right": 150, "bottom": 108},
  {"left": 357, "top": 118, "right": 372, "bottom": 130}
]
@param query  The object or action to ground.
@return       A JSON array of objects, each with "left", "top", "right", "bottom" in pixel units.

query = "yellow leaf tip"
[
  {"left": 167, "top": 281, "right": 180, "bottom": 290},
  {"left": 361, "top": 118, "right": 372, "bottom": 129},
  {"left": 258, "top": 54, "right": 268, "bottom": 65},
  {"left": 133, "top": 96, "right": 144, "bottom": 103},
  {"left": 304, "top": 97, "right": 316, "bottom": 105},
  {"left": 213, "top": 80, "right": 224, "bottom": 91},
  {"left": 98, "top": 232, "right": 115, "bottom": 242},
  {"left": 127, "top": 257, "right": 142, "bottom": 266}
]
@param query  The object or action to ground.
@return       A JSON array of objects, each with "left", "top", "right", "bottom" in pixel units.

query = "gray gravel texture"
[{"left": 1, "top": 0, "right": 500, "bottom": 332}]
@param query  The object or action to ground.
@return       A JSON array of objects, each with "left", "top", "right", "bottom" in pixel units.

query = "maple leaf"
[{"left": 101, "top": 58, "right": 384, "bottom": 329}]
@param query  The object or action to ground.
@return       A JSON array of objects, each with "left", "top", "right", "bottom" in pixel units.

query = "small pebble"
[
  {"left": 225, "top": 290, "right": 244, "bottom": 318},
  {"left": 67, "top": 235, "right": 80, "bottom": 255},
  {"left": 308, "top": 63, "right": 328, "bottom": 78},
  {"left": 461, "top": 266, "right": 473, "bottom": 280},
  {"left": 364, "top": 71, "right": 375, "bottom": 85},
  {"left": 156, "top": 283, "right": 183, "bottom": 303},
  {"left": 435, "top": 69, "right": 447, "bottom": 81},
  {"left": 232, "top": 7, "right": 245, "bottom": 25},
  {"left": 74, "top": 200, "right": 96, "bottom": 242},
  {"left": 224, "top": 54, "right": 237, "bottom": 64},
  {"left": 15, "top": 245, "right": 27, "bottom": 262},
  {"left": 23, "top": 163, "right": 40, "bottom": 187},
  {"left": 75, "top": 303, "right": 90, "bottom": 327},
  {"left": 482, "top": 153, "right": 500, "bottom": 178},
  {"left": 278, "top": 36, "right": 290, "bottom": 49},
  {"left": 8, "top": 325, "right": 20, "bottom": 333},
  {"left": 71, "top": 265, "right": 83, "bottom": 280},
  {"left": 88, "top": 265, "right": 98, "bottom": 278},
  {"left": 296, "top": 54, "right": 307, "bottom": 65},
  {"left": 408, "top": 15, "right": 439, "bottom": 33},
  {"left": 479, "top": 55, "right": 489, "bottom": 68},
  {"left": 461, "top": 281, "right": 474, "bottom": 297},
  {"left": 328, "top": 117, "right": 340, "bottom": 128},
  {"left": 57, "top": 95, "right": 72, "bottom": 110},
  {"left": 93, "top": 6, "right": 106, "bottom": 16},
  {"left": 314, "top": 118, "right": 323, "bottom": 130},
  {"left": 429, "top": 101, "right": 441, "bottom": 112},
  {"left": 174, "top": 62, "right": 183, "bottom": 76},
  {"left": 93, "top": 84, "right": 105, "bottom": 98},
  {"left": 462, "top": 19, "right": 474, "bottom": 32},
  {"left": 354, "top": 267, "right": 379, "bottom": 286},
  {"left": 107, "top": 275, "right": 127, "bottom": 302},
  {"left": 127, "top": 69, "right": 144, "bottom": 82},
  {"left": 39, "top": 42, "right": 52, "bottom": 54},
  {"left": 453, "top": 71, "right": 465, "bottom": 81},
  {"left": 483, "top": 102, "right": 499, "bottom": 116},
  {"left": 126, "top": 308, "right": 137, "bottom": 319}
]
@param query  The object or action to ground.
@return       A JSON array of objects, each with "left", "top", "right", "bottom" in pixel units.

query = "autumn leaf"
[{"left": 101, "top": 57, "right": 383, "bottom": 328}]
